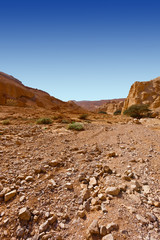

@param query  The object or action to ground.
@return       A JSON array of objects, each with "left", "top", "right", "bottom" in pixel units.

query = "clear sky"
[{"left": 0, "top": 0, "right": 160, "bottom": 101}]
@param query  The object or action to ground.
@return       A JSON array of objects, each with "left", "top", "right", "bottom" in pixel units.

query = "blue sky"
[{"left": 0, "top": 0, "right": 160, "bottom": 101}]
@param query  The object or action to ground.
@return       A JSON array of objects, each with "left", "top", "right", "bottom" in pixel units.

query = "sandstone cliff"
[
  {"left": 75, "top": 99, "right": 125, "bottom": 112},
  {"left": 0, "top": 71, "right": 84, "bottom": 113},
  {"left": 98, "top": 100, "right": 124, "bottom": 114},
  {"left": 122, "top": 77, "right": 160, "bottom": 113}
]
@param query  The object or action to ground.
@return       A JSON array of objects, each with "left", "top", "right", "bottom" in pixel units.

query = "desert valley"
[{"left": 0, "top": 72, "right": 160, "bottom": 240}]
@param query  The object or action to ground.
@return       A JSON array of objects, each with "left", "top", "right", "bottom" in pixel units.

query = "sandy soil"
[{"left": 0, "top": 106, "right": 160, "bottom": 240}]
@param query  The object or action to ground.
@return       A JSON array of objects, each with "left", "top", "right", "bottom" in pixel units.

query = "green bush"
[
  {"left": 67, "top": 122, "right": 84, "bottom": 131},
  {"left": 98, "top": 111, "right": 107, "bottom": 114},
  {"left": 79, "top": 114, "right": 88, "bottom": 120},
  {"left": 36, "top": 118, "right": 52, "bottom": 124},
  {"left": 2, "top": 119, "right": 10, "bottom": 125},
  {"left": 114, "top": 109, "right": 121, "bottom": 115},
  {"left": 123, "top": 104, "right": 151, "bottom": 119}
]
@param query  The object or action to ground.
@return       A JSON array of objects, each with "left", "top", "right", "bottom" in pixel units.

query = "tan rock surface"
[{"left": 122, "top": 77, "right": 160, "bottom": 113}]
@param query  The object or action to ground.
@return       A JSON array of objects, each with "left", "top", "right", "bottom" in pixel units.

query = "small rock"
[
  {"left": 146, "top": 213, "right": 157, "bottom": 222},
  {"left": 0, "top": 183, "right": 3, "bottom": 191},
  {"left": 25, "top": 176, "right": 34, "bottom": 182},
  {"left": 91, "top": 197, "right": 100, "bottom": 206},
  {"left": 136, "top": 214, "right": 148, "bottom": 225},
  {"left": 66, "top": 182, "right": 73, "bottom": 190},
  {"left": 100, "top": 225, "right": 107, "bottom": 236},
  {"left": 49, "top": 160, "right": 59, "bottom": 167},
  {"left": 81, "top": 189, "right": 90, "bottom": 201},
  {"left": 88, "top": 220, "right": 99, "bottom": 234},
  {"left": 16, "top": 226, "right": 25, "bottom": 237},
  {"left": 48, "top": 179, "right": 56, "bottom": 188},
  {"left": 154, "top": 201, "right": 160, "bottom": 207},
  {"left": 78, "top": 173, "right": 86, "bottom": 182},
  {"left": 39, "top": 220, "right": 49, "bottom": 233},
  {"left": 130, "top": 180, "right": 141, "bottom": 192},
  {"left": 142, "top": 185, "right": 150, "bottom": 194},
  {"left": 101, "top": 202, "right": 108, "bottom": 213},
  {"left": 4, "top": 190, "right": 17, "bottom": 202},
  {"left": 0, "top": 187, "right": 10, "bottom": 197},
  {"left": 59, "top": 222, "right": 65, "bottom": 229},
  {"left": 19, "top": 207, "right": 31, "bottom": 221},
  {"left": 89, "top": 177, "right": 97, "bottom": 187},
  {"left": 34, "top": 166, "right": 46, "bottom": 174},
  {"left": 103, "top": 165, "right": 112, "bottom": 174},
  {"left": 77, "top": 210, "right": 86, "bottom": 218},
  {"left": 19, "top": 196, "right": 25, "bottom": 202},
  {"left": 106, "top": 222, "right": 119, "bottom": 233},
  {"left": 108, "top": 152, "right": 116, "bottom": 158},
  {"left": 98, "top": 193, "right": 106, "bottom": 201},
  {"left": 106, "top": 187, "right": 120, "bottom": 196},
  {"left": 48, "top": 215, "right": 57, "bottom": 224},
  {"left": 102, "top": 234, "right": 114, "bottom": 240}
]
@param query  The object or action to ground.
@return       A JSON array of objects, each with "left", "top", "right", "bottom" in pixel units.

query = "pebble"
[
  {"left": 66, "top": 182, "right": 73, "bottom": 190},
  {"left": 106, "top": 222, "right": 119, "bottom": 233},
  {"left": 77, "top": 210, "right": 86, "bottom": 218},
  {"left": 25, "top": 176, "right": 34, "bottom": 182},
  {"left": 102, "top": 234, "right": 114, "bottom": 240},
  {"left": 88, "top": 220, "right": 99, "bottom": 234},
  {"left": 4, "top": 190, "right": 17, "bottom": 202},
  {"left": 106, "top": 187, "right": 120, "bottom": 196},
  {"left": 136, "top": 214, "right": 148, "bottom": 225},
  {"left": 19, "top": 207, "right": 31, "bottom": 221},
  {"left": 39, "top": 220, "right": 49, "bottom": 233}
]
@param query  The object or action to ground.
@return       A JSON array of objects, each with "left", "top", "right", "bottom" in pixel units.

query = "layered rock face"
[
  {"left": 122, "top": 77, "right": 160, "bottom": 112},
  {"left": 75, "top": 99, "right": 125, "bottom": 113},
  {"left": 98, "top": 100, "right": 124, "bottom": 114},
  {"left": 0, "top": 72, "right": 83, "bottom": 112}
]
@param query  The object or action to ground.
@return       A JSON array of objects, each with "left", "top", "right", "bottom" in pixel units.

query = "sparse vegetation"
[
  {"left": 2, "top": 119, "right": 10, "bottom": 125},
  {"left": 98, "top": 111, "right": 107, "bottom": 114},
  {"left": 36, "top": 118, "right": 52, "bottom": 124},
  {"left": 67, "top": 122, "right": 84, "bottom": 131},
  {"left": 123, "top": 104, "right": 151, "bottom": 119},
  {"left": 114, "top": 109, "right": 121, "bottom": 115},
  {"left": 79, "top": 114, "right": 88, "bottom": 120}
]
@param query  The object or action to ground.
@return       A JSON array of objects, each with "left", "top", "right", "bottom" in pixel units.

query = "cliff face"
[
  {"left": 122, "top": 77, "right": 160, "bottom": 112},
  {"left": 75, "top": 99, "right": 125, "bottom": 112},
  {"left": 98, "top": 100, "right": 124, "bottom": 114},
  {"left": 0, "top": 72, "right": 84, "bottom": 112}
]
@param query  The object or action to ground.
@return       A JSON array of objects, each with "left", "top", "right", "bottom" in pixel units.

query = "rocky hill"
[
  {"left": 0, "top": 72, "right": 84, "bottom": 113},
  {"left": 122, "top": 77, "right": 160, "bottom": 113},
  {"left": 75, "top": 99, "right": 125, "bottom": 112}
]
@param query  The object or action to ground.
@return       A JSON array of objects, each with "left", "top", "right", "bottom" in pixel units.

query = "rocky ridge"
[{"left": 0, "top": 72, "right": 84, "bottom": 113}]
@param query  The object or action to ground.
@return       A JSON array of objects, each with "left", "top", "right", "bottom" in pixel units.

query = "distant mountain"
[
  {"left": 0, "top": 71, "right": 84, "bottom": 113},
  {"left": 74, "top": 99, "right": 125, "bottom": 112}
]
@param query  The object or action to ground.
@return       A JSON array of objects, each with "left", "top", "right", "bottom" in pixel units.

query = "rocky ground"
[{"left": 0, "top": 107, "right": 160, "bottom": 240}]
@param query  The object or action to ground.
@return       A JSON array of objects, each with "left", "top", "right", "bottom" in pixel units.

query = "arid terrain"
[
  {"left": 74, "top": 99, "right": 125, "bottom": 113},
  {"left": 1, "top": 73, "right": 160, "bottom": 240},
  {"left": 0, "top": 105, "right": 160, "bottom": 240}
]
